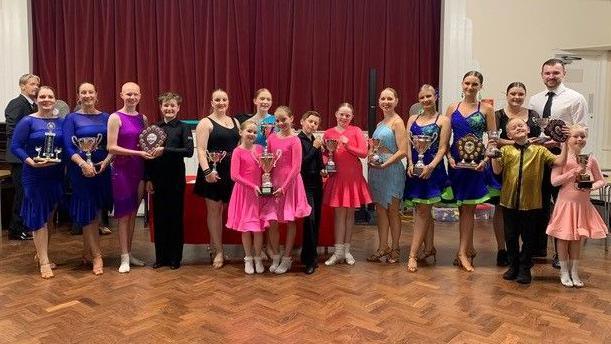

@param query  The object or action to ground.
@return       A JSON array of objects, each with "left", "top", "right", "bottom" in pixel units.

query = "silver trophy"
[
  {"left": 205, "top": 150, "right": 227, "bottom": 174},
  {"left": 72, "top": 133, "right": 103, "bottom": 167},
  {"left": 533, "top": 117, "right": 550, "bottom": 143},
  {"left": 485, "top": 129, "right": 502, "bottom": 158},
  {"left": 325, "top": 139, "right": 339, "bottom": 173},
  {"left": 410, "top": 133, "right": 438, "bottom": 176},
  {"left": 368, "top": 138, "right": 383, "bottom": 165},
  {"left": 254, "top": 149, "right": 282, "bottom": 196},
  {"left": 260, "top": 123, "right": 274, "bottom": 153},
  {"left": 34, "top": 122, "right": 62, "bottom": 163}
]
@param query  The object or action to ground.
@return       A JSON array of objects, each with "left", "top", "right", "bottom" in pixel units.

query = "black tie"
[
  {"left": 31, "top": 103, "right": 38, "bottom": 113},
  {"left": 542, "top": 91, "right": 554, "bottom": 118}
]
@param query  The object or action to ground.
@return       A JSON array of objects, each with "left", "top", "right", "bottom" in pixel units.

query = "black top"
[
  {"left": 298, "top": 131, "right": 324, "bottom": 185},
  {"left": 495, "top": 108, "right": 541, "bottom": 140},
  {"left": 4, "top": 94, "right": 37, "bottom": 163},
  {"left": 145, "top": 118, "right": 194, "bottom": 189}
]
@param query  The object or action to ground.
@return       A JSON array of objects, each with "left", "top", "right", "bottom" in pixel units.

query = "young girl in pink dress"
[
  {"left": 546, "top": 125, "right": 608, "bottom": 287},
  {"left": 266, "top": 106, "right": 312, "bottom": 274},
  {"left": 227, "top": 120, "right": 270, "bottom": 274},
  {"left": 323, "top": 103, "right": 372, "bottom": 266}
]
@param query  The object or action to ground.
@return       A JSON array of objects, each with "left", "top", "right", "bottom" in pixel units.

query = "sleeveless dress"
[
  {"left": 367, "top": 122, "right": 406, "bottom": 208},
  {"left": 226, "top": 145, "right": 272, "bottom": 231},
  {"left": 10, "top": 116, "right": 65, "bottom": 230},
  {"left": 448, "top": 103, "right": 500, "bottom": 205},
  {"left": 267, "top": 133, "right": 311, "bottom": 222},
  {"left": 194, "top": 117, "right": 240, "bottom": 203},
  {"left": 322, "top": 125, "right": 372, "bottom": 208},
  {"left": 63, "top": 112, "right": 113, "bottom": 225},
  {"left": 546, "top": 155, "right": 608, "bottom": 240},
  {"left": 404, "top": 114, "right": 452, "bottom": 204},
  {"left": 111, "top": 112, "right": 144, "bottom": 218}
]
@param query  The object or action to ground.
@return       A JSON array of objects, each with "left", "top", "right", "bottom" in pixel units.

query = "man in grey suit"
[{"left": 4, "top": 73, "right": 40, "bottom": 240}]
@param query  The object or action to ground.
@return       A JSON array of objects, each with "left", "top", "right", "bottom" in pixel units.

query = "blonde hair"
[
  {"left": 569, "top": 123, "right": 588, "bottom": 137},
  {"left": 381, "top": 87, "right": 398, "bottom": 99},
  {"left": 274, "top": 105, "right": 293, "bottom": 118}
]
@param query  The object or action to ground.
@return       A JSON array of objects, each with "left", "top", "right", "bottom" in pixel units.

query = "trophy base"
[
  {"left": 413, "top": 166, "right": 423, "bottom": 177},
  {"left": 455, "top": 162, "right": 479, "bottom": 169},
  {"left": 576, "top": 180, "right": 593, "bottom": 189},
  {"left": 325, "top": 165, "right": 336, "bottom": 174},
  {"left": 260, "top": 186, "right": 274, "bottom": 197},
  {"left": 33, "top": 157, "right": 61, "bottom": 163}
]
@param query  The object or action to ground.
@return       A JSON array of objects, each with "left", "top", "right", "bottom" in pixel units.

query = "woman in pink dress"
[
  {"left": 323, "top": 103, "right": 372, "bottom": 266},
  {"left": 546, "top": 125, "right": 608, "bottom": 288},
  {"left": 107, "top": 82, "right": 155, "bottom": 273},
  {"left": 227, "top": 120, "right": 270, "bottom": 274},
  {"left": 266, "top": 106, "right": 312, "bottom": 274}
]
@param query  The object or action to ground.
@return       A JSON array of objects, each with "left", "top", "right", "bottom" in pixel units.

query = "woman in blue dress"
[
  {"left": 367, "top": 88, "right": 407, "bottom": 264},
  {"left": 10, "top": 86, "right": 65, "bottom": 279},
  {"left": 445, "top": 71, "right": 499, "bottom": 272},
  {"left": 236, "top": 88, "right": 276, "bottom": 146},
  {"left": 63, "top": 82, "right": 113, "bottom": 275},
  {"left": 404, "top": 85, "right": 452, "bottom": 272}
]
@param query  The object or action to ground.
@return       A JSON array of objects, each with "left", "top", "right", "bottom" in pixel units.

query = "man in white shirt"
[{"left": 528, "top": 58, "right": 589, "bottom": 269}]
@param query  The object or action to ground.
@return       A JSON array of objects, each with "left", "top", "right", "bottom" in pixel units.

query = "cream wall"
[
  {"left": 0, "top": 0, "right": 32, "bottom": 122},
  {"left": 441, "top": 0, "right": 611, "bottom": 167}
]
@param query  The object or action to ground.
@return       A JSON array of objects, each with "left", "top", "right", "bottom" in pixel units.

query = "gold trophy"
[
  {"left": 205, "top": 150, "right": 227, "bottom": 174},
  {"left": 485, "top": 129, "right": 502, "bottom": 158},
  {"left": 410, "top": 133, "right": 438, "bottom": 176},
  {"left": 455, "top": 134, "right": 484, "bottom": 169},
  {"left": 34, "top": 122, "right": 62, "bottom": 163},
  {"left": 324, "top": 139, "right": 338, "bottom": 173},
  {"left": 72, "top": 133, "right": 103, "bottom": 167},
  {"left": 254, "top": 149, "right": 282, "bottom": 196},
  {"left": 575, "top": 154, "right": 593, "bottom": 189}
]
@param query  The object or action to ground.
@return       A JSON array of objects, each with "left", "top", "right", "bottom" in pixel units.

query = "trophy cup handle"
[
  {"left": 95, "top": 133, "right": 103, "bottom": 145},
  {"left": 430, "top": 132, "right": 438, "bottom": 144},
  {"left": 273, "top": 149, "right": 282, "bottom": 166},
  {"left": 219, "top": 151, "right": 227, "bottom": 161},
  {"left": 71, "top": 136, "right": 79, "bottom": 147}
]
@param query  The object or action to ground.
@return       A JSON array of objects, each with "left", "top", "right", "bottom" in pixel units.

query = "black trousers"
[
  {"left": 9, "top": 163, "right": 24, "bottom": 234},
  {"left": 152, "top": 185, "right": 185, "bottom": 264},
  {"left": 300, "top": 179, "right": 323, "bottom": 267},
  {"left": 536, "top": 164, "right": 560, "bottom": 253},
  {"left": 503, "top": 207, "right": 539, "bottom": 270}
]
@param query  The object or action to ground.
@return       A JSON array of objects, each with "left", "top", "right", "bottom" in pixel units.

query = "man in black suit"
[{"left": 4, "top": 73, "right": 40, "bottom": 240}]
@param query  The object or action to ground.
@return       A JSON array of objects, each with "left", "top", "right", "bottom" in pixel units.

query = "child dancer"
[
  {"left": 226, "top": 120, "right": 270, "bottom": 274},
  {"left": 546, "top": 125, "right": 608, "bottom": 287},
  {"left": 298, "top": 111, "right": 325, "bottom": 274},
  {"left": 323, "top": 103, "right": 372, "bottom": 266},
  {"left": 266, "top": 106, "right": 312, "bottom": 274},
  {"left": 491, "top": 118, "right": 567, "bottom": 284}
]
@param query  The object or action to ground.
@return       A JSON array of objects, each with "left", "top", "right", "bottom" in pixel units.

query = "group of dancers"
[{"left": 6, "top": 58, "right": 608, "bottom": 286}]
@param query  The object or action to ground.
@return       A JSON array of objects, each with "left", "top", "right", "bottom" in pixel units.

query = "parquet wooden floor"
[{"left": 1, "top": 218, "right": 610, "bottom": 344}]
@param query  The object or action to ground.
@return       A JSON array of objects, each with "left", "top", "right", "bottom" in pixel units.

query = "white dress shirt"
[{"left": 528, "top": 83, "right": 589, "bottom": 127}]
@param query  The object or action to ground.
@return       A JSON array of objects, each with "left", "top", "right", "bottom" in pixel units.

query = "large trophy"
[
  {"left": 485, "top": 129, "right": 502, "bottom": 158},
  {"left": 139, "top": 125, "right": 167, "bottom": 153},
  {"left": 254, "top": 149, "right": 282, "bottom": 196},
  {"left": 72, "top": 133, "right": 103, "bottom": 167},
  {"left": 575, "top": 154, "right": 593, "bottom": 189},
  {"left": 544, "top": 119, "right": 568, "bottom": 142},
  {"left": 324, "top": 139, "right": 339, "bottom": 173},
  {"left": 34, "top": 122, "right": 62, "bottom": 163},
  {"left": 368, "top": 138, "right": 383, "bottom": 166},
  {"left": 455, "top": 134, "right": 485, "bottom": 169},
  {"left": 533, "top": 117, "right": 550, "bottom": 143},
  {"left": 205, "top": 150, "right": 227, "bottom": 174},
  {"left": 410, "top": 133, "right": 438, "bottom": 176}
]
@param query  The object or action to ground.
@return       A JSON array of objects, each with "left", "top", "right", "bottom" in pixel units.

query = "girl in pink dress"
[
  {"left": 227, "top": 121, "right": 269, "bottom": 274},
  {"left": 266, "top": 106, "right": 312, "bottom": 274},
  {"left": 546, "top": 125, "right": 608, "bottom": 288},
  {"left": 323, "top": 103, "right": 372, "bottom": 266}
]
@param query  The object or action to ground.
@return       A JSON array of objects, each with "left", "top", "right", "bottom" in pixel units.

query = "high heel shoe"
[
  {"left": 456, "top": 254, "right": 474, "bottom": 272},
  {"left": 212, "top": 252, "right": 224, "bottom": 269},
  {"left": 407, "top": 255, "right": 418, "bottom": 272},
  {"left": 366, "top": 246, "right": 391, "bottom": 262},
  {"left": 92, "top": 255, "right": 104, "bottom": 276},
  {"left": 34, "top": 254, "right": 56, "bottom": 270},
  {"left": 417, "top": 247, "right": 437, "bottom": 263},
  {"left": 453, "top": 248, "right": 476, "bottom": 266},
  {"left": 387, "top": 248, "right": 400, "bottom": 264},
  {"left": 39, "top": 263, "right": 55, "bottom": 279}
]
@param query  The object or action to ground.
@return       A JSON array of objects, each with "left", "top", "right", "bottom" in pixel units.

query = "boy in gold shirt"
[{"left": 491, "top": 118, "right": 567, "bottom": 284}]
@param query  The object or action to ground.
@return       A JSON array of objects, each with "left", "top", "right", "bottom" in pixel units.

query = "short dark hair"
[
  {"left": 158, "top": 91, "right": 183, "bottom": 105},
  {"left": 301, "top": 110, "right": 320, "bottom": 122},
  {"left": 541, "top": 58, "right": 565, "bottom": 71}
]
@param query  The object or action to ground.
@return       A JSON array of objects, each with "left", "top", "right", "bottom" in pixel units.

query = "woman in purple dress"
[{"left": 107, "top": 82, "right": 155, "bottom": 273}]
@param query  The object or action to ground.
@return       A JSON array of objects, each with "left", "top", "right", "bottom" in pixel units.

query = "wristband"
[{"left": 203, "top": 168, "right": 212, "bottom": 176}]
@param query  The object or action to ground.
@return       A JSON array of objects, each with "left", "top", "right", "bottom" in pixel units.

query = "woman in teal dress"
[{"left": 367, "top": 88, "right": 407, "bottom": 264}]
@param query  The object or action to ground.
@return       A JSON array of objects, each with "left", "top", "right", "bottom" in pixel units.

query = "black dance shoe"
[
  {"left": 170, "top": 262, "right": 181, "bottom": 270},
  {"left": 496, "top": 249, "right": 509, "bottom": 267},
  {"left": 503, "top": 266, "right": 519, "bottom": 280},
  {"left": 516, "top": 268, "right": 532, "bottom": 284},
  {"left": 304, "top": 265, "right": 316, "bottom": 275},
  {"left": 152, "top": 262, "right": 165, "bottom": 269}
]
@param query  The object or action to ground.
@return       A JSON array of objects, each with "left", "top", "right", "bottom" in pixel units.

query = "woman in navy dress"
[
  {"left": 10, "top": 86, "right": 65, "bottom": 279},
  {"left": 445, "top": 71, "right": 499, "bottom": 272},
  {"left": 404, "top": 85, "right": 452, "bottom": 272},
  {"left": 63, "top": 82, "right": 113, "bottom": 275}
]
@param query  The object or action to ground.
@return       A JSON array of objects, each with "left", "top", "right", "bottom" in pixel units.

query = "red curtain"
[{"left": 32, "top": 0, "right": 440, "bottom": 127}]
